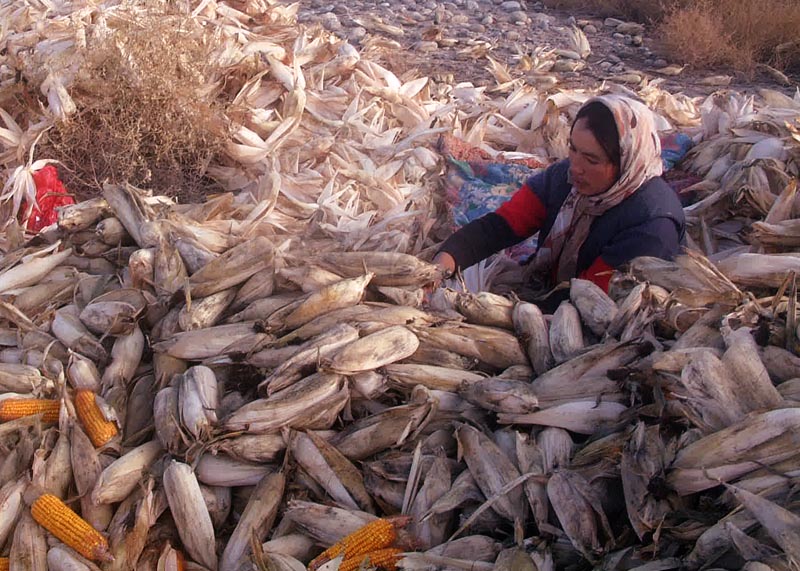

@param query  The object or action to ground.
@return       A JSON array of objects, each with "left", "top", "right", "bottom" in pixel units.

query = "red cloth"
[
  {"left": 579, "top": 256, "right": 614, "bottom": 293},
  {"left": 23, "top": 166, "right": 75, "bottom": 232},
  {"left": 495, "top": 184, "right": 547, "bottom": 237},
  {"left": 437, "top": 134, "right": 548, "bottom": 169}
]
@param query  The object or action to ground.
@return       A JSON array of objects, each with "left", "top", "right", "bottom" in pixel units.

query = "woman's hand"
[
  {"left": 425, "top": 252, "right": 456, "bottom": 295},
  {"left": 432, "top": 252, "right": 456, "bottom": 277}
]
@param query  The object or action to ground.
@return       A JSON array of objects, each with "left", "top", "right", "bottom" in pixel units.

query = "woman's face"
[{"left": 568, "top": 117, "right": 620, "bottom": 196}]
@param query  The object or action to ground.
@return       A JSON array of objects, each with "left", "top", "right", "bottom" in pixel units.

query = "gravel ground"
[{"left": 294, "top": 0, "right": 796, "bottom": 97}]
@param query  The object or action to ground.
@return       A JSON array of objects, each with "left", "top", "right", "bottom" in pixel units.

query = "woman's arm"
[{"left": 436, "top": 183, "right": 547, "bottom": 273}]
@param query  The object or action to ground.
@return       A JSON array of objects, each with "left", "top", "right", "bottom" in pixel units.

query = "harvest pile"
[{"left": 0, "top": 1, "right": 799, "bottom": 571}]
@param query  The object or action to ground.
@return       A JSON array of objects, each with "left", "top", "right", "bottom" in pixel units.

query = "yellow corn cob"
[
  {"left": 0, "top": 399, "right": 60, "bottom": 423},
  {"left": 31, "top": 493, "right": 112, "bottom": 562},
  {"left": 308, "top": 517, "right": 409, "bottom": 571},
  {"left": 0, "top": 557, "right": 8, "bottom": 571},
  {"left": 75, "top": 390, "right": 118, "bottom": 447},
  {"left": 339, "top": 548, "right": 403, "bottom": 571}
]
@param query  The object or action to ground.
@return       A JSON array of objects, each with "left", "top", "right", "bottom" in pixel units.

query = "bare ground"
[{"left": 296, "top": 0, "right": 798, "bottom": 99}]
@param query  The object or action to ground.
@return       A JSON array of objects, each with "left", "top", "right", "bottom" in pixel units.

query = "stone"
[
  {"left": 584, "top": 24, "right": 597, "bottom": 33},
  {"left": 439, "top": 37, "right": 459, "bottom": 46},
  {"left": 466, "top": 0, "right": 480, "bottom": 9},
  {"left": 319, "top": 13, "right": 341, "bottom": 31},
  {"left": 616, "top": 22, "right": 645, "bottom": 35},
  {"left": 347, "top": 26, "right": 368, "bottom": 42},
  {"left": 332, "top": 4, "right": 348, "bottom": 14},
  {"left": 530, "top": 13, "right": 553, "bottom": 29},
  {"left": 654, "top": 58, "right": 668, "bottom": 68},
  {"left": 505, "top": 30, "right": 521, "bottom": 41},
  {"left": 443, "top": 2, "right": 459, "bottom": 10},
  {"left": 423, "top": 0, "right": 438, "bottom": 8},
  {"left": 613, "top": 32, "right": 625, "bottom": 40},
  {"left": 416, "top": 41, "right": 440, "bottom": 52},
  {"left": 599, "top": 61, "right": 613, "bottom": 70},
  {"left": 532, "top": 1, "right": 544, "bottom": 8},
  {"left": 631, "top": 35, "right": 643, "bottom": 47},
  {"left": 604, "top": 17, "right": 625, "bottom": 27},
  {"left": 610, "top": 63, "right": 626, "bottom": 73},
  {"left": 451, "top": 14, "right": 470, "bottom": 24},
  {"left": 607, "top": 53, "right": 621, "bottom": 63},
  {"left": 500, "top": 0, "right": 522, "bottom": 10},
  {"left": 481, "top": 14, "right": 494, "bottom": 25},
  {"left": 433, "top": 7, "right": 448, "bottom": 23},
  {"left": 510, "top": 10, "right": 528, "bottom": 23},
  {"left": 470, "top": 23, "right": 487, "bottom": 33},
  {"left": 566, "top": 16, "right": 576, "bottom": 26},
  {"left": 624, "top": 34, "right": 633, "bottom": 45}
]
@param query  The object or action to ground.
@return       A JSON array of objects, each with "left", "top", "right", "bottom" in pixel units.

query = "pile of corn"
[
  {"left": 2, "top": 189, "right": 800, "bottom": 571},
  {"left": 0, "top": 1, "right": 799, "bottom": 571}
]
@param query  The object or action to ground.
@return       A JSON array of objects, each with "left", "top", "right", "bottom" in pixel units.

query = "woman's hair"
[{"left": 573, "top": 101, "right": 621, "bottom": 170}]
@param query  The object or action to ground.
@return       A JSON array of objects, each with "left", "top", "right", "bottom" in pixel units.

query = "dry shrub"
[
  {"left": 544, "top": 0, "right": 800, "bottom": 73},
  {"left": 659, "top": 0, "right": 800, "bottom": 73},
  {"left": 657, "top": 2, "right": 738, "bottom": 69},
  {"left": 40, "top": 3, "right": 233, "bottom": 202}
]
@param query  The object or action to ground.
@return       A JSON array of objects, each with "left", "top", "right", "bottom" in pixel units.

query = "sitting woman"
[{"left": 433, "top": 94, "right": 685, "bottom": 305}]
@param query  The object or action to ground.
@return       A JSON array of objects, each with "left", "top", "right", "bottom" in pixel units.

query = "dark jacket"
[{"left": 438, "top": 159, "right": 685, "bottom": 291}]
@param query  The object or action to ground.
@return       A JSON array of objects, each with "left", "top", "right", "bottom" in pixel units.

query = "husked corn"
[
  {"left": 30, "top": 493, "right": 112, "bottom": 562},
  {"left": 339, "top": 547, "right": 403, "bottom": 571},
  {"left": 75, "top": 390, "right": 118, "bottom": 447},
  {"left": 0, "top": 399, "right": 59, "bottom": 423},
  {"left": 308, "top": 517, "right": 408, "bottom": 571}
]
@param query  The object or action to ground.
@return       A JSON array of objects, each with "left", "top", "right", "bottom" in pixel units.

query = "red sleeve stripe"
[
  {"left": 495, "top": 184, "right": 547, "bottom": 238},
  {"left": 578, "top": 256, "right": 614, "bottom": 293}
]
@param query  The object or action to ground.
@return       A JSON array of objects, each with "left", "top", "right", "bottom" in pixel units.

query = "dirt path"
[{"left": 295, "top": 0, "right": 796, "bottom": 99}]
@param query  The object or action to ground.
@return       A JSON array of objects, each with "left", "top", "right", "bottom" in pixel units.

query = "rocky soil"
[{"left": 294, "top": 0, "right": 796, "bottom": 98}]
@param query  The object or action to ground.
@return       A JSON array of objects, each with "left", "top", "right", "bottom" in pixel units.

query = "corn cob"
[
  {"left": 308, "top": 517, "right": 409, "bottom": 571},
  {"left": 30, "top": 493, "right": 112, "bottom": 562},
  {"left": 0, "top": 399, "right": 60, "bottom": 423},
  {"left": 75, "top": 390, "right": 118, "bottom": 447},
  {"left": 339, "top": 547, "right": 403, "bottom": 571}
]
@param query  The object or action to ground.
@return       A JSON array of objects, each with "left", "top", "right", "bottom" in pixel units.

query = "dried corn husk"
[
  {"left": 549, "top": 301, "right": 584, "bottom": 364},
  {"left": 162, "top": 460, "right": 218, "bottom": 570},
  {"left": 325, "top": 326, "right": 419, "bottom": 375}
]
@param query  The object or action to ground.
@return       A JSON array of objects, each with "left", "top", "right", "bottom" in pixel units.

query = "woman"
[{"left": 433, "top": 94, "right": 685, "bottom": 304}]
